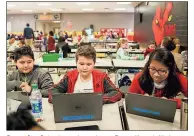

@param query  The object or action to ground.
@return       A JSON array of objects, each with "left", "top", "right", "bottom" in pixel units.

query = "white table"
[
  {"left": 71, "top": 49, "right": 143, "bottom": 54},
  {"left": 39, "top": 98, "right": 122, "bottom": 130},
  {"left": 113, "top": 59, "right": 147, "bottom": 69},
  {"left": 35, "top": 58, "right": 113, "bottom": 69}
]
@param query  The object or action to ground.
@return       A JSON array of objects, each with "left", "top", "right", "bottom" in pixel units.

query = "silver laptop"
[
  {"left": 125, "top": 93, "right": 177, "bottom": 122},
  {"left": 52, "top": 93, "right": 103, "bottom": 123}
]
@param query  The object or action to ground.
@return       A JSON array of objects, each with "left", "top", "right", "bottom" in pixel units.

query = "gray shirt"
[{"left": 7, "top": 67, "right": 54, "bottom": 97}]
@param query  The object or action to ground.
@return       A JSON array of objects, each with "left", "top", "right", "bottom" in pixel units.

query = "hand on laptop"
[{"left": 20, "top": 82, "right": 32, "bottom": 93}]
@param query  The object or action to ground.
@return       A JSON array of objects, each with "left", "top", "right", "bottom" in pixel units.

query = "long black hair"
[
  {"left": 7, "top": 110, "right": 44, "bottom": 130},
  {"left": 138, "top": 48, "right": 182, "bottom": 98}
]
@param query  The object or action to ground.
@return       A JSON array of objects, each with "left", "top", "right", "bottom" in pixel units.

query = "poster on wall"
[
  {"left": 100, "top": 28, "right": 127, "bottom": 37},
  {"left": 7, "top": 22, "right": 11, "bottom": 33}
]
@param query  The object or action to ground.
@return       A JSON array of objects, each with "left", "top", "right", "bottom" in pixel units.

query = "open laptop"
[
  {"left": 125, "top": 93, "right": 177, "bottom": 122},
  {"left": 52, "top": 93, "right": 103, "bottom": 123},
  {"left": 7, "top": 92, "right": 31, "bottom": 110}
]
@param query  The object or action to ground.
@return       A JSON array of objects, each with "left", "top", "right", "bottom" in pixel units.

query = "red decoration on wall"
[{"left": 152, "top": 2, "right": 174, "bottom": 46}]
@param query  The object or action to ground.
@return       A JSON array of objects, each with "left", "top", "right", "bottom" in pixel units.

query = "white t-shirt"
[{"left": 74, "top": 74, "right": 94, "bottom": 93}]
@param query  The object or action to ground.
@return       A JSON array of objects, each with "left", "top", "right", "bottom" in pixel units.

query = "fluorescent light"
[
  {"left": 7, "top": 4, "right": 16, "bottom": 7},
  {"left": 114, "top": 8, "right": 126, "bottom": 11},
  {"left": 50, "top": 9, "right": 63, "bottom": 11},
  {"left": 82, "top": 8, "right": 94, "bottom": 11},
  {"left": 53, "top": 21, "right": 61, "bottom": 23},
  {"left": 76, "top": 2, "right": 90, "bottom": 5},
  {"left": 37, "top": 3, "right": 51, "bottom": 6},
  {"left": 117, "top": 2, "right": 131, "bottom": 4},
  {"left": 21, "top": 10, "right": 32, "bottom": 12}
]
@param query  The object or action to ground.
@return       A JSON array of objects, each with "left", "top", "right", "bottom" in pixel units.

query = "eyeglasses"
[{"left": 148, "top": 67, "right": 169, "bottom": 76}]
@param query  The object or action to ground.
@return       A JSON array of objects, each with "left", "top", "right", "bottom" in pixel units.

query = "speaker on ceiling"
[{"left": 140, "top": 13, "right": 143, "bottom": 23}]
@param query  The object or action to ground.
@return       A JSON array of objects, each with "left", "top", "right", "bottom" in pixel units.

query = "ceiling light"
[
  {"left": 7, "top": 4, "right": 16, "bottom": 7},
  {"left": 117, "top": 2, "right": 131, "bottom": 4},
  {"left": 53, "top": 21, "right": 61, "bottom": 23},
  {"left": 50, "top": 9, "right": 63, "bottom": 11},
  {"left": 114, "top": 8, "right": 126, "bottom": 11},
  {"left": 76, "top": 2, "right": 90, "bottom": 5},
  {"left": 21, "top": 10, "right": 32, "bottom": 12},
  {"left": 37, "top": 3, "right": 51, "bottom": 6},
  {"left": 82, "top": 8, "right": 94, "bottom": 11}
]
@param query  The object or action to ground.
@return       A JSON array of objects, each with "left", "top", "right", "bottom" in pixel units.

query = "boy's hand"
[{"left": 20, "top": 82, "right": 32, "bottom": 93}]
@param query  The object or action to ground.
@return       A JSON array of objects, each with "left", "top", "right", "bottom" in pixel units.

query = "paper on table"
[{"left": 7, "top": 98, "right": 22, "bottom": 115}]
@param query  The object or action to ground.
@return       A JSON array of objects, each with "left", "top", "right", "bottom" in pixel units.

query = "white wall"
[
  {"left": 60, "top": 13, "right": 134, "bottom": 31},
  {"left": 7, "top": 14, "right": 35, "bottom": 32},
  {"left": 7, "top": 13, "right": 134, "bottom": 32},
  {"left": 35, "top": 21, "right": 60, "bottom": 34}
]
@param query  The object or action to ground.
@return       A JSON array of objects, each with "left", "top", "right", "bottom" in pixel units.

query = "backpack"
[{"left": 118, "top": 75, "right": 132, "bottom": 88}]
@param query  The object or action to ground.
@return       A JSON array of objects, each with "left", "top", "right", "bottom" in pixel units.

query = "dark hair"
[
  {"left": 138, "top": 48, "right": 182, "bottom": 98},
  {"left": 162, "top": 37, "right": 176, "bottom": 51},
  {"left": 76, "top": 45, "right": 96, "bottom": 63},
  {"left": 14, "top": 46, "right": 34, "bottom": 61},
  {"left": 19, "top": 40, "right": 25, "bottom": 45},
  {"left": 26, "top": 23, "right": 30, "bottom": 27},
  {"left": 58, "top": 36, "right": 65, "bottom": 43},
  {"left": 7, "top": 110, "right": 44, "bottom": 130},
  {"left": 49, "top": 31, "right": 54, "bottom": 36},
  {"left": 82, "top": 29, "right": 88, "bottom": 36},
  {"left": 148, "top": 40, "right": 156, "bottom": 46}
]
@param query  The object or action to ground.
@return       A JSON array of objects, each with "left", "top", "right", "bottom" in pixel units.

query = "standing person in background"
[
  {"left": 72, "top": 31, "right": 78, "bottom": 45},
  {"left": 47, "top": 31, "right": 55, "bottom": 52},
  {"left": 78, "top": 29, "right": 89, "bottom": 46},
  {"left": 43, "top": 33, "right": 48, "bottom": 52},
  {"left": 64, "top": 31, "right": 68, "bottom": 40},
  {"left": 23, "top": 23, "right": 34, "bottom": 47}
]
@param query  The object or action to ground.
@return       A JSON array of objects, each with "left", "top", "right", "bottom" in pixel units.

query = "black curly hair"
[{"left": 14, "top": 46, "right": 34, "bottom": 62}]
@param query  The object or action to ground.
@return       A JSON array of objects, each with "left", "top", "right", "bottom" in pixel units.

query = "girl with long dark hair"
[{"left": 128, "top": 48, "right": 187, "bottom": 108}]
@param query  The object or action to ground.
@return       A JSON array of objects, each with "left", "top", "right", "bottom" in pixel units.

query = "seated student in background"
[
  {"left": 116, "top": 38, "right": 131, "bottom": 60},
  {"left": 47, "top": 31, "right": 55, "bottom": 52},
  {"left": 143, "top": 40, "right": 156, "bottom": 58},
  {"left": 7, "top": 37, "right": 19, "bottom": 51},
  {"left": 161, "top": 36, "right": 184, "bottom": 72},
  {"left": 7, "top": 46, "right": 54, "bottom": 97},
  {"left": 17, "top": 40, "right": 25, "bottom": 48},
  {"left": 55, "top": 36, "right": 71, "bottom": 58},
  {"left": 49, "top": 45, "right": 122, "bottom": 104},
  {"left": 128, "top": 48, "right": 187, "bottom": 109},
  {"left": 7, "top": 110, "right": 45, "bottom": 130}
]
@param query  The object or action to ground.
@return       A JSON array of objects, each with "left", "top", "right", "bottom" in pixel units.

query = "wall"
[
  {"left": 7, "top": 13, "right": 134, "bottom": 33},
  {"left": 7, "top": 14, "right": 36, "bottom": 32},
  {"left": 134, "top": 2, "right": 188, "bottom": 47},
  {"left": 60, "top": 13, "right": 134, "bottom": 32},
  {"left": 35, "top": 21, "right": 60, "bottom": 34}
]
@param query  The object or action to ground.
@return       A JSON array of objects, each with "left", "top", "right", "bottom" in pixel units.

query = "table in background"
[
  {"left": 35, "top": 58, "right": 113, "bottom": 69},
  {"left": 112, "top": 59, "right": 147, "bottom": 86}
]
